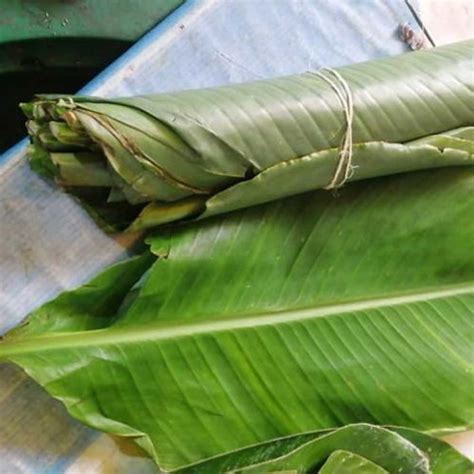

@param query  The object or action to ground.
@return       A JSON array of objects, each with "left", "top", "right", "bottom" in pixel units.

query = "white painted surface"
[{"left": 419, "top": 0, "right": 474, "bottom": 44}]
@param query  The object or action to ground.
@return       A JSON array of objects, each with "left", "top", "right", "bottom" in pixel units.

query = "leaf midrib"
[{"left": 1, "top": 283, "right": 472, "bottom": 358}]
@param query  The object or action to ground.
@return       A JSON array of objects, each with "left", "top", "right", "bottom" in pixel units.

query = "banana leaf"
[
  {"left": 1, "top": 166, "right": 473, "bottom": 471},
  {"left": 319, "top": 450, "right": 389, "bottom": 474},
  {"left": 21, "top": 40, "right": 474, "bottom": 231},
  {"left": 178, "top": 424, "right": 472, "bottom": 473}
]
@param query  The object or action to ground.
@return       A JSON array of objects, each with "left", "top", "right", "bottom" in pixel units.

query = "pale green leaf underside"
[
  {"left": 202, "top": 138, "right": 473, "bottom": 218},
  {"left": 319, "top": 450, "right": 388, "bottom": 474},
  {"left": 1, "top": 168, "right": 473, "bottom": 471}
]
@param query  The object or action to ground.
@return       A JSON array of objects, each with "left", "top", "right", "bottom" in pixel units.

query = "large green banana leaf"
[
  {"left": 21, "top": 40, "right": 473, "bottom": 231},
  {"left": 1, "top": 166, "right": 473, "bottom": 471}
]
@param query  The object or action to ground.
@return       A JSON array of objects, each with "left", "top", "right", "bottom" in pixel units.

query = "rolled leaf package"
[{"left": 22, "top": 40, "right": 473, "bottom": 231}]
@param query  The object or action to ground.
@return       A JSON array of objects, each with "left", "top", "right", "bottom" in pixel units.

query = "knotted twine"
[{"left": 312, "top": 68, "right": 355, "bottom": 189}]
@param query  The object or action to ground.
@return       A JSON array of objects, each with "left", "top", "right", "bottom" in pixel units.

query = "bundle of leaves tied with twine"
[{"left": 20, "top": 40, "right": 473, "bottom": 232}]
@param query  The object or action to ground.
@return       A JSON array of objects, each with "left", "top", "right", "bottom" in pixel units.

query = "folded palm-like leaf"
[
  {"left": 1, "top": 166, "right": 473, "bottom": 471},
  {"left": 21, "top": 40, "right": 473, "bottom": 231},
  {"left": 187, "top": 424, "right": 471, "bottom": 474}
]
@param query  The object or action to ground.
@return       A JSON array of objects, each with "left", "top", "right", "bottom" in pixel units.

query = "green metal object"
[{"left": 0, "top": 0, "right": 183, "bottom": 153}]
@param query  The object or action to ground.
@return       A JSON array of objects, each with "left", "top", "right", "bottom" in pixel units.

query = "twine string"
[{"left": 312, "top": 68, "right": 355, "bottom": 189}]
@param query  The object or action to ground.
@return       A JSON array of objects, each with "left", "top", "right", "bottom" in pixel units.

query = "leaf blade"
[{"left": 1, "top": 168, "right": 473, "bottom": 470}]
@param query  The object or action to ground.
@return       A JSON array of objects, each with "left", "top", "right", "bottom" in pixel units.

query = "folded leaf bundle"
[
  {"left": 181, "top": 424, "right": 472, "bottom": 473},
  {"left": 22, "top": 40, "right": 473, "bottom": 231},
  {"left": 1, "top": 166, "right": 473, "bottom": 471}
]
